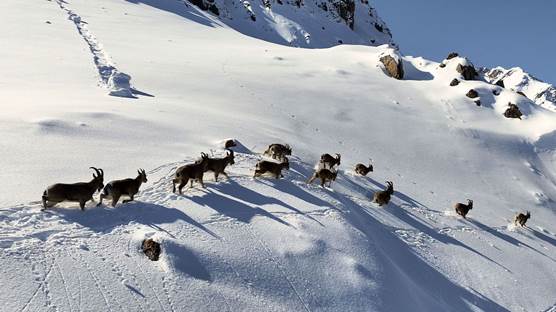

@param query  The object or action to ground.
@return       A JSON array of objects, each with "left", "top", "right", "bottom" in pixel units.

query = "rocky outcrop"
[
  {"left": 185, "top": 0, "right": 394, "bottom": 48},
  {"left": 188, "top": 0, "right": 219, "bottom": 15},
  {"left": 466, "top": 89, "right": 479, "bottom": 99},
  {"left": 450, "top": 78, "right": 460, "bottom": 86},
  {"left": 457, "top": 63, "right": 478, "bottom": 81},
  {"left": 482, "top": 66, "right": 556, "bottom": 112},
  {"left": 446, "top": 52, "right": 459, "bottom": 60},
  {"left": 142, "top": 239, "right": 161, "bottom": 261},
  {"left": 332, "top": 0, "right": 355, "bottom": 29},
  {"left": 379, "top": 48, "right": 404, "bottom": 80},
  {"left": 504, "top": 103, "right": 523, "bottom": 119}
]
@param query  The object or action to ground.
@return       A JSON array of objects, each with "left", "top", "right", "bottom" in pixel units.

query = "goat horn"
[{"left": 90, "top": 167, "right": 101, "bottom": 177}]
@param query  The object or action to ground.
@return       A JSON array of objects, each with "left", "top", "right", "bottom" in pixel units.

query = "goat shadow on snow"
[
  {"left": 52, "top": 200, "right": 219, "bottom": 239},
  {"left": 324, "top": 189, "right": 510, "bottom": 311}
]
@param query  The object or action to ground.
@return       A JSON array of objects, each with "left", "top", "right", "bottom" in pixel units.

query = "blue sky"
[{"left": 372, "top": 0, "right": 556, "bottom": 85}]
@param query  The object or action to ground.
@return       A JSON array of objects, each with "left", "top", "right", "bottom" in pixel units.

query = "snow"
[{"left": 1, "top": 0, "right": 556, "bottom": 311}]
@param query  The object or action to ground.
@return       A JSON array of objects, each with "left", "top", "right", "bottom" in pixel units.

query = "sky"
[{"left": 372, "top": 0, "right": 556, "bottom": 85}]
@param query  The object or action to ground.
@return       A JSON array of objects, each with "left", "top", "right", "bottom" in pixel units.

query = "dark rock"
[
  {"left": 493, "top": 89, "right": 501, "bottom": 96},
  {"left": 517, "top": 91, "right": 527, "bottom": 97},
  {"left": 262, "top": 0, "right": 271, "bottom": 8},
  {"left": 224, "top": 139, "right": 237, "bottom": 149},
  {"left": 466, "top": 89, "right": 479, "bottom": 98},
  {"left": 457, "top": 64, "right": 478, "bottom": 80},
  {"left": 45, "top": 21, "right": 52, "bottom": 24},
  {"left": 439, "top": 63, "right": 446, "bottom": 68},
  {"left": 449, "top": 78, "right": 460, "bottom": 86},
  {"left": 374, "top": 23, "right": 383, "bottom": 32},
  {"left": 504, "top": 103, "right": 523, "bottom": 119},
  {"left": 142, "top": 239, "right": 161, "bottom": 261},
  {"left": 474, "top": 100, "right": 481, "bottom": 106},
  {"left": 495, "top": 79, "right": 505, "bottom": 88},
  {"left": 338, "top": 39, "right": 343, "bottom": 44},
  {"left": 332, "top": 0, "right": 355, "bottom": 30},
  {"left": 446, "top": 52, "right": 459, "bottom": 60},
  {"left": 188, "top": 0, "right": 219, "bottom": 15},
  {"left": 380, "top": 55, "right": 404, "bottom": 80}
]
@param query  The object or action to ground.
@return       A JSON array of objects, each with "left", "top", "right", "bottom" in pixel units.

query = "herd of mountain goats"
[{"left": 41, "top": 141, "right": 532, "bottom": 228}]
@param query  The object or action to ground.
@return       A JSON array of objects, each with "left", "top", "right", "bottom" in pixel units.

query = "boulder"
[
  {"left": 439, "top": 63, "right": 446, "bottom": 68},
  {"left": 466, "top": 89, "right": 479, "bottom": 98},
  {"left": 379, "top": 48, "right": 404, "bottom": 80},
  {"left": 504, "top": 103, "right": 523, "bottom": 119},
  {"left": 495, "top": 79, "right": 505, "bottom": 88},
  {"left": 446, "top": 52, "right": 459, "bottom": 60},
  {"left": 457, "top": 63, "right": 478, "bottom": 80},
  {"left": 188, "top": 0, "right": 219, "bottom": 15},
  {"left": 450, "top": 78, "right": 460, "bottom": 86},
  {"left": 142, "top": 239, "right": 161, "bottom": 261}
]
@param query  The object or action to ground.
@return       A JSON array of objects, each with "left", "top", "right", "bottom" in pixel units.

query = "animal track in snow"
[{"left": 54, "top": 0, "right": 144, "bottom": 98}]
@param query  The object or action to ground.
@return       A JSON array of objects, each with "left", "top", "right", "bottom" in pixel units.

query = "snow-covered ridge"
[{"left": 482, "top": 66, "right": 556, "bottom": 112}]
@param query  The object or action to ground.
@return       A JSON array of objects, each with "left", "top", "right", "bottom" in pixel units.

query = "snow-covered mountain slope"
[
  {"left": 171, "top": 0, "right": 395, "bottom": 48},
  {"left": 483, "top": 66, "right": 556, "bottom": 112},
  {"left": 1, "top": 0, "right": 556, "bottom": 311}
]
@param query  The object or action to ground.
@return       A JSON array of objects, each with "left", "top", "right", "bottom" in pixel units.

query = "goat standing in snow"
[
  {"left": 454, "top": 199, "right": 473, "bottom": 219},
  {"left": 373, "top": 181, "right": 394, "bottom": 206},
  {"left": 320, "top": 153, "right": 341, "bottom": 169},
  {"left": 354, "top": 159, "right": 373, "bottom": 176},
  {"left": 514, "top": 211, "right": 531, "bottom": 227},
  {"left": 254, "top": 158, "right": 289, "bottom": 179},
  {"left": 205, "top": 149, "right": 235, "bottom": 182},
  {"left": 173, "top": 153, "right": 210, "bottom": 194},
  {"left": 98, "top": 169, "right": 147, "bottom": 207},
  {"left": 42, "top": 167, "right": 104, "bottom": 211},
  {"left": 307, "top": 168, "right": 338, "bottom": 187}
]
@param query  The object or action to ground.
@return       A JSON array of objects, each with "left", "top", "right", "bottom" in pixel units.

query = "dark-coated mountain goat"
[
  {"left": 205, "top": 149, "right": 235, "bottom": 181},
  {"left": 320, "top": 153, "right": 341, "bottom": 169},
  {"left": 254, "top": 158, "right": 289, "bottom": 179},
  {"left": 98, "top": 169, "right": 147, "bottom": 207},
  {"left": 514, "top": 211, "right": 531, "bottom": 227},
  {"left": 373, "top": 181, "right": 394, "bottom": 206},
  {"left": 307, "top": 168, "right": 338, "bottom": 187},
  {"left": 354, "top": 160, "right": 373, "bottom": 176},
  {"left": 42, "top": 167, "right": 104, "bottom": 211},
  {"left": 264, "top": 143, "right": 292, "bottom": 161},
  {"left": 173, "top": 153, "right": 209, "bottom": 194},
  {"left": 454, "top": 199, "right": 473, "bottom": 219}
]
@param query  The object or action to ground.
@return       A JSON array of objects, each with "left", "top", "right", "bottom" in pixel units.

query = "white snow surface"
[{"left": 1, "top": 1, "right": 556, "bottom": 311}]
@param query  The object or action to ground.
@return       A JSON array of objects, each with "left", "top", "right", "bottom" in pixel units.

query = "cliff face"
[
  {"left": 187, "top": 0, "right": 395, "bottom": 48},
  {"left": 483, "top": 66, "right": 556, "bottom": 112}
]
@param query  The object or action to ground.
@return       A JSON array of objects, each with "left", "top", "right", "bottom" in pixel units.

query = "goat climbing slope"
[{"left": 1, "top": 152, "right": 555, "bottom": 311}]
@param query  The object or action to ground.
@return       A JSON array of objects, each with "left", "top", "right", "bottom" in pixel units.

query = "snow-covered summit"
[{"left": 482, "top": 66, "right": 556, "bottom": 112}]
